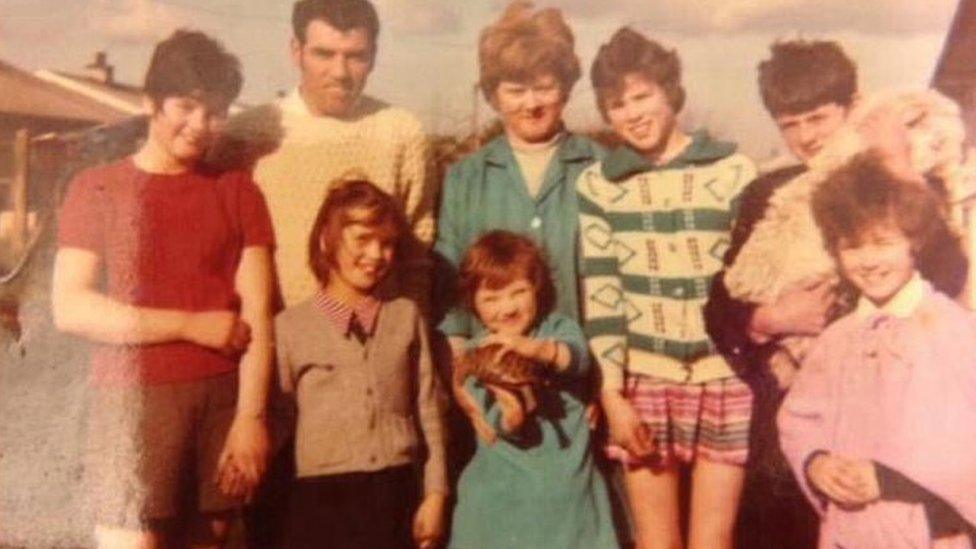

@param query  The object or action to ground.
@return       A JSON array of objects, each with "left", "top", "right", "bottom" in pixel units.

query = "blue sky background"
[{"left": 0, "top": 0, "right": 962, "bottom": 159}]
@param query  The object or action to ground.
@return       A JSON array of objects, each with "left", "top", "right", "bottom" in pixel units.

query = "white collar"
[
  {"left": 280, "top": 87, "right": 363, "bottom": 118},
  {"left": 854, "top": 272, "right": 928, "bottom": 319}
]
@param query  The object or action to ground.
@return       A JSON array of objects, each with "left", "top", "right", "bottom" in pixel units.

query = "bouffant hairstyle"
[
  {"left": 292, "top": 0, "right": 380, "bottom": 46},
  {"left": 590, "top": 27, "right": 685, "bottom": 121},
  {"left": 813, "top": 154, "right": 968, "bottom": 297},
  {"left": 478, "top": 1, "right": 581, "bottom": 102},
  {"left": 307, "top": 179, "right": 406, "bottom": 285},
  {"left": 458, "top": 230, "right": 556, "bottom": 322},
  {"left": 758, "top": 40, "right": 858, "bottom": 117},
  {"left": 144, "top": 29, "right": 242, "bottom": 110}
]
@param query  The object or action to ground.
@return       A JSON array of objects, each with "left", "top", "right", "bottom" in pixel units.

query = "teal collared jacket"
[{"left": 434, "top": 133, "right": 604, "bottom": 337}]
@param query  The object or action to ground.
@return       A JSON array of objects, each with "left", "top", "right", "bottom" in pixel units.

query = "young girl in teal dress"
[{"left": 449, "top": 230, "right": 617, "bottom": 549}]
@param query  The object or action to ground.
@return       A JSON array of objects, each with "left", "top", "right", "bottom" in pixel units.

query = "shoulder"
[
  {"left": 225, "top": 103, "right": 282, "bottom": 138},
  {"left": 706, "top": 150, "right": 758, "bottom": 182},
  {"left": 211, "top": 168, "right": 261, "bottom": 192},
  {"left": 67, "top": 158, "right": 134, "bottom": 192},
  {"left": 275, "top": 298, "right": 320, "bottom": 331},
  {"left": 442, "top": 138, "right": 500, "bottom": 186},
  {"left": 362, "top": 97, "right": 424, "bottom": 137},
  {"left": 576, "top": 160, "right": 610, "bottom": 191},
  {"left": 735, "top": 164, "right": 807, "bottom": 211},
  {"left": 537, "top": 312, "right": 582, "bottom": 335},
  {"left": 919, "top": 291, "right": 976, "bottom": 336},
  {"left": 383, "top": 296, "right": 422, "bottom": 322},
  {"left": 563, "top": 133, "right": 605, "bottom": 161}
]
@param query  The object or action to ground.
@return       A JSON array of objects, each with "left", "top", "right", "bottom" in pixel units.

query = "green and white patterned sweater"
[{"left": 578, "top": 131, "right": 756, "bottom": 389}]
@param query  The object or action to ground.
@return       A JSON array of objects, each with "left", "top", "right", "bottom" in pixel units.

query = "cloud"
[
  {"left": 375, "top": 0, "right": 463, "bottom": 35},
  {"left": 520, "top": 0, "right": 958, "bottom": 35},
  {"left": 86, "top": 0, "right": 189, "bottom": 44}
]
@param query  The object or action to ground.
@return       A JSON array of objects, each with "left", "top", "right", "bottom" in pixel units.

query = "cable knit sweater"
[{"left": 214, "top": 90, "right": 436, "bottom": 309}]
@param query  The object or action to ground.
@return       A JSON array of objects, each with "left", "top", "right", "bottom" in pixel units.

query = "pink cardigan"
[{"left": 778, "top": 282, "right": 976, "bottom": 548}]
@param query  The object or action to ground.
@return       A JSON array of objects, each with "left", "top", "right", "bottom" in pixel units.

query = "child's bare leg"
[
  {"left": 623, "top": 465, "right": 683, "bottom": 549},
  {"left": 688, "top": 459, "right": 745, "bottom": 549},
  {"left": 94, "top": 525, "right": 163, "bottom": 549}
]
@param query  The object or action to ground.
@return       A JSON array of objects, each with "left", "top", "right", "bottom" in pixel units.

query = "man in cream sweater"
[{"left": 215, "top": 0, "right": 435, "bottom": 311}]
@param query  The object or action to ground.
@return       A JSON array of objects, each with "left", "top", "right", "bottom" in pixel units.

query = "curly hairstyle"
[
  {"left": 812, "top": 154, "right": 968, "bottom": 297},
  {"left": 307, "top": 178, "right": 407, "bottom": 286},
  {"left": 478, "top": 1, "right": 581, "bottom": 102},
  {"left": 458, "top": 230, "right": 556, "bottom": 323},
  {"left": 758, "top": 39, "right": 858, "bottom": 117},
  {"left": 590, "top": 27, "right": 685, "bottom": 121}
]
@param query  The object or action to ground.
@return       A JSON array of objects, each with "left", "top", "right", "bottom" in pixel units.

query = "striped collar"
[{"left": 313, "top": 289, "right": 382, "bottom": 337}]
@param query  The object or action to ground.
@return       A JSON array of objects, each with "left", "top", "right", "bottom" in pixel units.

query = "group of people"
[{"left": 49, "top": 0, "right": 976, "bottom": 548}]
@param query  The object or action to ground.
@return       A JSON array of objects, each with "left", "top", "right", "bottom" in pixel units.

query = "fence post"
[{"left": 11, "top": 128, "right": 29, "bottom": 255}]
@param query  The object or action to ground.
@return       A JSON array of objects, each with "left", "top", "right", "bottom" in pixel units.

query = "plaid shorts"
[{"left": 606, "top": 374, "right": 753, "bottom": 468}]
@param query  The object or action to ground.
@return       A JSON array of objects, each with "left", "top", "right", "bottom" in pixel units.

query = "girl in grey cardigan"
[{"left": 275, "top": 180, "right": 448, "bottom": 549}]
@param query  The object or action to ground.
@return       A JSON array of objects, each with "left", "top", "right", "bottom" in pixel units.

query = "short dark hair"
[
  {"left": 813, "top": 154, "right": 968, "bottom": 296},
  {"left": 143, "top": 29, "right": 242, "bottom": 110},
  {"left": 307, "top": 179, "right": 406, "bottom": 286},
  {"left": 590, "top": 27, "right": 685, "bottom": 121},
  {"left": 758, "top": 40, "right": 858, "bottom": 117},
  {"left": 292, "top": 0, "right": 380, "bottom": 46},
  {"left": 458, "top": 230, "right": 556, "bottom": 323}
]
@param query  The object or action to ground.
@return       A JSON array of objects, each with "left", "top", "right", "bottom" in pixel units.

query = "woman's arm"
[{"left": 432, "top": 163, "right": 473, "bottom": 339}]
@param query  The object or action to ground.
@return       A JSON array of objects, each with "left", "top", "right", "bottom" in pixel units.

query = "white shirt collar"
[
  {"left": 854, "top": 272, "right": 928, "bottom": 319},
  {"left": 281, "top": 87, "right": 365, "bottom": 119}
]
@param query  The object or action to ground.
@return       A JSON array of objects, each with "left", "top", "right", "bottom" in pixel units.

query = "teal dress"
[
  {"left": 449, "top": 314, "right": 618, "bottom": 549},
  {"left": 434, "top": 134, "right": 603, "bottom": 337}
]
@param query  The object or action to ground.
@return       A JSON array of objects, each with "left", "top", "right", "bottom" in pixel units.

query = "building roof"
[
  {"left": 0, "top": 59, "right": 131, "bottom": 125},
  {"left": 933, "top": 0, "right": 976, "bottom": 130},
  {"left": 33, "top": 70, "right": 143, "bottom": 116}
]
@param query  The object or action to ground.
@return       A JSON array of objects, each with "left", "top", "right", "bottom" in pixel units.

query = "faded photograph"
[{"left": 1, "top": 1, "right": 974, "bottom": 548}]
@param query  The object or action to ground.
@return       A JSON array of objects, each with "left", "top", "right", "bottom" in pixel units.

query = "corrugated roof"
[{"left": 0, "top": 59, "right": 130, "bottom": 125}]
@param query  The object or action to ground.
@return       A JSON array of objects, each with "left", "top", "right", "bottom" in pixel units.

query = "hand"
[
  {"left": 843, "top": 459, "right": 881, "bottom": 504},
  {"left": 215, "top": 416, "right": 270, "bottom": 502},
  {"left": 479, "top": 333, "right": 544, "bottom": 363},
  {"left": 485, "top": 383, "right": 526, "bottom": 434},
  {"left": 751, "top": 278, "right": 835, "bottom": 341},
  {"left": 806, "top": 453, "right": 874, "bottom": 507},
  {"left": 184, "top": 311, "right": 251, "bottom": 355},
  {"left": 412, "top": 492, "right": 447, "bottom": 549},
  {"left": 601, "top": 391, "right": 653, "bottom": 458}
]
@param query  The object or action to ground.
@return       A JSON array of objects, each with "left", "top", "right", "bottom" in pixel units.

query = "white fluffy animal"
[{"left": 723, "top": 89, "right": 970, "bottom": 385}]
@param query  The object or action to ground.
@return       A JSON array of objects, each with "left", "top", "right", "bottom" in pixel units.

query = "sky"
[{"left": 0, "top": 0, "right": 963, "bottom": 159}]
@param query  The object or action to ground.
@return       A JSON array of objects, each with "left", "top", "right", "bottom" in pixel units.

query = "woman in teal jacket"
[
  {"left": 436, "top": 4, "right": 618, "bottom": 549},
  {"left": 434, "top": 2, "right": 602, "bottom": 350}
]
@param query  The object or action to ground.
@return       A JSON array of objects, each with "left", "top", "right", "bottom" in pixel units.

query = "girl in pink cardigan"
[{"left": 778, "top": 155, "right": 976, "bottom": 548}]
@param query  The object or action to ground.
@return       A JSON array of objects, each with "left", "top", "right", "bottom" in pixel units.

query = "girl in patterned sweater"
[{"left": 578, "top": 28, "right": 756, "bottom": 548}]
